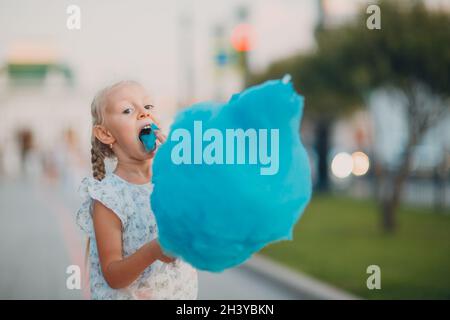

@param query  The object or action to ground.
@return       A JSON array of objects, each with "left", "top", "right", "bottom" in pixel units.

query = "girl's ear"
[{"left": 93, "top": 125, "right": 115, "bottom": 145}]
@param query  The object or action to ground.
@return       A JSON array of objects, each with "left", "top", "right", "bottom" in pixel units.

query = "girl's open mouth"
[{"left": 139, "top": 123, "right": 159, "bottom": 152}]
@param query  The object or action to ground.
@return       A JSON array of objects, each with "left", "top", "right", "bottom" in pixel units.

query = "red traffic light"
[{"left": 231, "top": 23, "right": 254, "bottom": 52}]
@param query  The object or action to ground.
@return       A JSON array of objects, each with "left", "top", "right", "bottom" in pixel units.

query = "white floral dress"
[{"left": 76, "top": 173, "right": 198, "bottom": 300}]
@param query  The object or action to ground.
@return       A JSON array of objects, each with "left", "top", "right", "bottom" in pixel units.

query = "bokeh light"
[
  {"left": 331, "top": 152, "right": 353, "bottom": 179},
  {"left": 351, "top": 151, "right": 370, "bottom": 176}
]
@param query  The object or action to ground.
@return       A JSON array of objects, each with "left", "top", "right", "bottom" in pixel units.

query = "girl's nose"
[{"left": 138, "top": 111, "right": 151, "bottom": 119}]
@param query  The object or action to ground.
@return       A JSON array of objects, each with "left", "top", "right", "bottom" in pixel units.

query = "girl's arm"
[{"left": 92, "top": 200, "right": 174, "bottom": 289}]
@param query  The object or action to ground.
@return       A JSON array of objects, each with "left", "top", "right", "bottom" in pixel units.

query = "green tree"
[{"left": 251, "top": 1, "right": 450, "bottom": 232}]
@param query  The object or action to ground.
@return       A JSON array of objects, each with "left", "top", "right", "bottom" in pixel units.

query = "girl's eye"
[
  {"left": 122, "top": 107, "right": 133, "bottom": 114},
  {"left": 144, "top": 104, "right": 155, "bottom": 110}
]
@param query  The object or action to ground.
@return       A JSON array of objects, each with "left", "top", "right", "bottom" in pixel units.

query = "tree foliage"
[{"left": 250, "top": 1, "right": 450, "bottom": 119}]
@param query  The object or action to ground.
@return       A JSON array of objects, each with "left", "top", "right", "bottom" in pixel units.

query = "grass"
[{"left": 259, "top": 194, "right": 450, "bottom": 299}]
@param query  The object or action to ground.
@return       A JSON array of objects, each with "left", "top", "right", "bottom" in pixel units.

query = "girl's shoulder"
[
  {"left": 78, "top": 174, "right": 123, "bottom": 202},
  {"left": 76, "top": 174, "right": 134, "bottom": 236},
  {"left": 79, "top": 172, "right": 151, "bottom": 196}
]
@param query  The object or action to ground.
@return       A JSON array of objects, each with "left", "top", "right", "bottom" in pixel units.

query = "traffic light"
[{"left": 230, "top": 23, "right": 253, "bottom": 52}]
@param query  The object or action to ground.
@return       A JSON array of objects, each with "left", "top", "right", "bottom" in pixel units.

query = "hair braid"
[{"left": 91, "top": 143, "right": 106, "bottom": 181}]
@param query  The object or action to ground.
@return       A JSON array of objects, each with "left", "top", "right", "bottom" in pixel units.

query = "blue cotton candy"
[
  {"left": 140, "top": 123, "right": 159, "bottom": 152},
  {"left": 151, "top": 77, "right": 312, "bottom": 272}
]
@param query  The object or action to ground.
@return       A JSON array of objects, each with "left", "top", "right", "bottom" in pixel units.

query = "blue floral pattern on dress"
[{"left": 76, "top": 173, "right": 198, "bottom": 300}]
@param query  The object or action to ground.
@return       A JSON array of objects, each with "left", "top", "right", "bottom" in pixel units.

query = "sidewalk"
[{"left": 242, "top": 254, "right": 360, "bottom": 300}]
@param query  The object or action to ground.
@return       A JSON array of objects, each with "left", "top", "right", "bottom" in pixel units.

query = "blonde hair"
[{"left": 90, "top": 80, "right": 140, "bottom": 181}]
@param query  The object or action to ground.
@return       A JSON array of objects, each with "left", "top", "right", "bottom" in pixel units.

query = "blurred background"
[{"left": 0, "top": 0, "right": 449, "bottom": 300}]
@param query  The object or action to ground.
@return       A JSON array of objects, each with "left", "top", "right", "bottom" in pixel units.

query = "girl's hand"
[
  {"left": 151, "top": 238, "right": 176, "bottom": 264},
  {"left": 149, "top": 118, "right": 167, "bottom": 145},
  {"left": 155, "top": 129, "right": 167, "bottom": 145}
]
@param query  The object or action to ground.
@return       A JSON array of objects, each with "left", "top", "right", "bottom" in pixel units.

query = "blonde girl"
[{"left": 76, "top": 80, "right": 198, "bottom": 299}]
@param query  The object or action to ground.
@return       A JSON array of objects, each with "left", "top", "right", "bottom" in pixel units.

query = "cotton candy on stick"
[{"left": 145, "top": 76, "right": 312, "bottom": 272}]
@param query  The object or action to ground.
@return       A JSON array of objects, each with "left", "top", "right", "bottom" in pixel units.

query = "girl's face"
[{"left": 95, "top": 83, "right": 161, "bottom": 161}]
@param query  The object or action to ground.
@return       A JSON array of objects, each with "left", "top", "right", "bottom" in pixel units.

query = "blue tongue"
[{"left": 140, "top": 123, "right": 159, "bottom": 152}]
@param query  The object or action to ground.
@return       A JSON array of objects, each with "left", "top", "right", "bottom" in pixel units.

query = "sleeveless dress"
[{"left": 76, "top": 173, "right": 198, "bottom": 300}]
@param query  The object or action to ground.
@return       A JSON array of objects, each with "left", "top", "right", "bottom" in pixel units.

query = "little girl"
[{"left": 76, "top": 80, "right": 198, "bottom": 299}]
